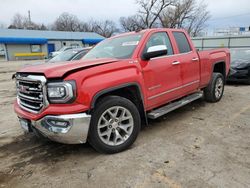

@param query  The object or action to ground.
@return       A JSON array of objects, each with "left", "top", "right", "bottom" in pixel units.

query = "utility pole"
[
  {"left": 28, "top": 10, "right": 31, "bottom": 24},
  {"left": 27, "top": 10, "right": 33, "bottom": 29}
]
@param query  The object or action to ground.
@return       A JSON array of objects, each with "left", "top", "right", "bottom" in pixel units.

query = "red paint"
[{"left": 14, "top": 28, "right": 230, "bottom": 120}]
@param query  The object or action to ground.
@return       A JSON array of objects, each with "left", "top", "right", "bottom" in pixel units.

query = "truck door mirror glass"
[{"left": 143, "top": 45, "right": 168, "bottom": 60}]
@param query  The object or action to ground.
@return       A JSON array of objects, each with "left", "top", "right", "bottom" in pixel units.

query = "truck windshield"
[{"left": 83, "top": 34, "right": 143, "bottom": 59}]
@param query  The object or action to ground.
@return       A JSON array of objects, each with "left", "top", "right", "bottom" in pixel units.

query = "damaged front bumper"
[{"left": 19, "top": 113, "right": 91, "bottom": 144}]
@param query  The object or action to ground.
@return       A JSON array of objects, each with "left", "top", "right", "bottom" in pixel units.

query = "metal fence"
[{"left": 192, "top": 35, "right": 250, "bottom": 50}]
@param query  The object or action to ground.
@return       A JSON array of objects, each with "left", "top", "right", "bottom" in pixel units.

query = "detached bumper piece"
[{"left": 19, "top": 113, "right": 91, "bottom": 144}]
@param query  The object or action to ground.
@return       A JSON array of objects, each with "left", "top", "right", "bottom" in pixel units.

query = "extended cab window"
[
  {"left": 173, "top": 32, "right": 191, "bottom": 53},
  {"left": 144, "top": 32, "right": 173, "bottom": 56}
]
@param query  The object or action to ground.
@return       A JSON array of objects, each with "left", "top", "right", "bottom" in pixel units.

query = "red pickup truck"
[{"left": 14, "top": 28, "right": 230, "bottom": 153}]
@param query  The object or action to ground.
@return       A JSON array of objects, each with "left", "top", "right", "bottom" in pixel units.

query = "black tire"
[
  {"left": 204, "top": 73, "right": 225, "bottom": 103},
  {"left": 88, "top": 96, "right": 141, "bottom": 154}
]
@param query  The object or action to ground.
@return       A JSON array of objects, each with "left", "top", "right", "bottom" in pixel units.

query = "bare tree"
[
  {"left": 88, "top": 20, "right": 118, "bottom": 37},
  {"left": 160, "top": 0, "right": 210, "bottom": 36},
  {"left": 52, "top": 12, "right": 81, "bottom": 31},
  {"left": 137, "top": 0, "right": 174, "bottom": 28},
  {"left": 120, "top": 0, "right": 209, "bottom": 36},
  {"left": 39, "top": 24, "right": 47, "bottom": 30},
  {"left": 160, "top": 0, "right": 194, "bottom": 28},
  {"left": 50, "top": 13, "right": 118, "bottom": 37},
  {"left": 77, "top": 21, "right": 93, "bottom": 32},
  {"left": 119, "top": 0, "right": 174, "bottom": 31},
  {"left": 185, "top": 1, "right": 210, "bottom": 36},
  {"left": 8, "top": 13, "right": 27, "bottom": 29},
  {"left": 8, "top": 13, "right": 48, "bottom": 30},
  {"left": 120, "top": 15, "right": 145, "bottom": 32}
]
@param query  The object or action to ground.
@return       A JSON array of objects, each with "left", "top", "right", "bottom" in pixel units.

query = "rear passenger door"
[{"left": 172, "top": 31, "right": 200, "bottom": 94}]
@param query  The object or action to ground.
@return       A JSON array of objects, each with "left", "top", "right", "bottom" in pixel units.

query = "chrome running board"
[{"left": 147, "top": 92, "right": 203, "bottom": 119}]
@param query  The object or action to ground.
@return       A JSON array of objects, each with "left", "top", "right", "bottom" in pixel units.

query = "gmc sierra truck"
[{"left": 14, "top": 28, "right": 230, "bottom": 153}]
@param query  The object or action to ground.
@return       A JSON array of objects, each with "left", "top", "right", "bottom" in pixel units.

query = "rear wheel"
[
  {"left": 204, "top": 73, "right": 224, "bottom": 102},
  {"left": 88, "top": 96, "right": 141, "bottom": 154}
]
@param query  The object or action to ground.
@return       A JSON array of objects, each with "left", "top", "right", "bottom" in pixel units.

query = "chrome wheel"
[
  {"left": 215, "top": 77, "right": 223, "bottom": 99},
  {"left": 97, "top": 106, "right": 134, "bottom": 146}
]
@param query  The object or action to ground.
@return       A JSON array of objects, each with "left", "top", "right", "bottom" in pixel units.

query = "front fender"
[{"left": 65, "top": 62, "right": 146, "bottom": 109}]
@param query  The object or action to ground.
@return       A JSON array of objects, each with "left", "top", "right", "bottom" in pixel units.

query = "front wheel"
[
  {"left": 204, "top": 73, "right": 225, "bottom": 102},
  {"left": 88, "top": 96, "right": 141, "bottom": 154}
]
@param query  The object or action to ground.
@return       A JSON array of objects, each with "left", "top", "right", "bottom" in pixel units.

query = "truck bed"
[{"left": 197, "top": 48, "right": 230, "bottom": 88}]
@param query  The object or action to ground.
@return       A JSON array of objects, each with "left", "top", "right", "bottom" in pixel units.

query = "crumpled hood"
[{"left": 17, "top": 58, "right": 118, "bottom": 78}]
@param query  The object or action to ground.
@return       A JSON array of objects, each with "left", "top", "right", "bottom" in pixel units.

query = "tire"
[
  {"left": 204, "top": 73, "right": 225, "bottom": 103},
  {"left": 88, "top": 96, "right": 141, "bottom": 154}
]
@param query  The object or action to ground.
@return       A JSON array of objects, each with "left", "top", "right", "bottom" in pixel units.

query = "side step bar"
[{"left": 147, "top": 92, "right": 203, "bottom": 119}]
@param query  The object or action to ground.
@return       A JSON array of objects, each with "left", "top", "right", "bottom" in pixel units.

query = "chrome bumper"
[{"left": 31, "top": 113, "right": 91, "bottom": 144}]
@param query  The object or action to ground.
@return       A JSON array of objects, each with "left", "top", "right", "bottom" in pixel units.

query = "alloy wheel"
[
  {"left": 215, "top": 77, "right": 223, "bottom": 99},
  {"left": 97, "top": 106, "right": 134, "bottom": 146}
]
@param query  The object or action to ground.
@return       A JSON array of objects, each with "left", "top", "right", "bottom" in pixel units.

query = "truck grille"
[{"left": 16, "top": 74, "right": 47, "bottom": 114}]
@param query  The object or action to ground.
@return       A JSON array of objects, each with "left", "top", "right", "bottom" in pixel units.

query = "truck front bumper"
[{"left": 19, "top": 113, "right": 91, "bottom": 144}]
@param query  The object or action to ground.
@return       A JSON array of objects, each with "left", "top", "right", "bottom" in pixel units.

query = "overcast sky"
[{"left": 0, "top": 0, "right": 250, "bottom": 31}]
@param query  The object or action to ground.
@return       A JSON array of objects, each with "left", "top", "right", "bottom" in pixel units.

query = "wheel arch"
[
  {"left": 90, "top": 82, "right": 148, "bottom": 126},
  {"left": 212, "top": 61, "right": 226, "bottom": 80}
]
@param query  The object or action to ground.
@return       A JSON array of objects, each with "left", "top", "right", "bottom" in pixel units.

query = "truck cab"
[{"left": 14, "top": 28, "right": 230, "bottom": 153}]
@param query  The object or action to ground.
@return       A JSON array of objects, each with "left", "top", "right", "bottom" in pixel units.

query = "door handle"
[
  {"left": 192, "top": 57, "right": 199, "bottom": 61},
  {"left": 172, "top": 61, "right": 180, "bottom": 65}
]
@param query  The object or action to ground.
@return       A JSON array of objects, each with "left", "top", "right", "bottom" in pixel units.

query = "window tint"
[
  {"left": 173, "top": 32, "right": 191, "bottom": 53},
  {"left": 144, "top": 32, "right": 173, "bottom": 55}
]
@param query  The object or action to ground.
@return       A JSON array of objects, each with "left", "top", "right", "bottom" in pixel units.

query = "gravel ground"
[{"left": 0, "top": 60, "right": 249, "bottom": 188}]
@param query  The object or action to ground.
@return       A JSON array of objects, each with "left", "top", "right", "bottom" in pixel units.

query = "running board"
[{"left": 147, "top": 92, "right": 203, "bottom": 119}]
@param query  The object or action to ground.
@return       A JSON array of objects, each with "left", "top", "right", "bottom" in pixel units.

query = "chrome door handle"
[
  {"left": 192, "top": 57, "right": 199, "bottom": 61},
  {"left": 172, "top": 61, "right": 180, "bottom": 65}
]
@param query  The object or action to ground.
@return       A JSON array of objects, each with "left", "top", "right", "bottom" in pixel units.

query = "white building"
[
  {"left": 0, "top": 29, "right": 105, "bottom": 61},
  {"left": 213, "top": 27, "right": 250, "bottom": 36}
]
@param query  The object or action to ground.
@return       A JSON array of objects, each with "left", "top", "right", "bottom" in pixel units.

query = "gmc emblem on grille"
[{"left": 19, "top": 85, "right": 29, "bottom": 93}]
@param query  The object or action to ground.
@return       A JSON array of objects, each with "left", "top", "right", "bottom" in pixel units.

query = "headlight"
[{"left": 47, "top": 81, "right": 76, "bottom": 103}]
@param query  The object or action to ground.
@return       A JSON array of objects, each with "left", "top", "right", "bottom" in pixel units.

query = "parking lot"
[{"left": 0, "top": 60, "right": 250, "bottom": 188}]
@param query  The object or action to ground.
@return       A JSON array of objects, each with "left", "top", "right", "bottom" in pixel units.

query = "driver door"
[{"left": 140, "top": 32, "right": 182, "bottom": 109}]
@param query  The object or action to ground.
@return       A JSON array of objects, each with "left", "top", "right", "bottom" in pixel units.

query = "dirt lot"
[{"left": 0, "top": 60, "right": 249, "bottom": 188}]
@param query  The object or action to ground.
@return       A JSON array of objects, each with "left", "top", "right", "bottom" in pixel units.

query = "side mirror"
[{"left": 142, "top": 45, "right": 168, "bottom": 60}]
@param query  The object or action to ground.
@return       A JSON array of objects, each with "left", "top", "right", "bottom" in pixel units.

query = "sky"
[
  {"left": 0, "top": 0, "right": 250, "bottom": 31},
  {"left": 205, "top": 0, "right": 250, "bottom": 29}
]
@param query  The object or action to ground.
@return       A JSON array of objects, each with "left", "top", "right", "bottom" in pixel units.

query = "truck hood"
[{"left": 17, "top": 58, "right": 118, "bottom": 78}]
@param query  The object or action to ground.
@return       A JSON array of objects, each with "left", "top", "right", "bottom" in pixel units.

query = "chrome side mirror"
[{"left": 143, "top": 45, "right": 168, "bottom": 60}]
